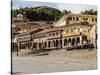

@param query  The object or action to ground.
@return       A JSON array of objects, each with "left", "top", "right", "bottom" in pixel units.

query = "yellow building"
[
  {"left": 32, "top": 14, "right": 97, "bottom": 50},
  {"left": 53, "top": 14, "right": 97, "bottom": 48},
  {"left": 54, "top": 14, "right": 97, "bottom": 26},
  {"left": 33, "top": 24, "right": 94, "bottom": 50},
  {"left": 62, "top": 24, "right": 92, "bottom": 48},
  {"left": 90, "top": 24, "right": 97, "bottom": 48}
]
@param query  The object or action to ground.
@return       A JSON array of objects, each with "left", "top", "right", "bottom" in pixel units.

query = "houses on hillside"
[{"left": 11, "top": 13, "right": 97, "bottom": 51}]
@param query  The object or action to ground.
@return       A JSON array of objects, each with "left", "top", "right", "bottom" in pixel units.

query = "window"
[
  {"left": 92, "top": 18, "right": 94, "bottom": 22},
  {"left": 56, "top": 32, "right": 58, "bottom": 35},
  {"left": 95, "top": 18, "right": 97, "bottom": 22},
  {"left": 83, "top": 18, "right": 88, "bottom": 20},
  {"left": 77, "top": 37, "right": 80, "bottom": 43},
  {"left": 64, "top": 39, "right": 67, "bottom": 46},
  {"left": 73, "top": 17, "right": 75, "bottom": 20},
  {"left": 68, "top": 17, "right": 72, "bottom": 20},
  {"left": 52, "top": 33, "right": 55, "bottom": 36},
  {"left": 49, "top": 33, "right": 51, "bottom": 36},
  {"left": 76, "top": 17, "right": 79, "bottom": 21},
  {"left": 68, "top": 38, "right": 71, "bottom": 43},
  {"left": 24, "top": 36, "right": 26, "bottom": 39}
]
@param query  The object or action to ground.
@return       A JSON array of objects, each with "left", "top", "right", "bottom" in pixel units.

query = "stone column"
[
  {"left": 62, "top": 38, "right": 64, "bottom": 48},
  {"left": 37, "top": 42, "right": 39, "bottom": 49},
  {"left": 46, "top": 40, "right": 48, "bottom": 49},
  {"left": 68, "top": 38, "right": 71, "bottom": 46},
  {"left": 80, "top": 36, "right": 82, "bottom": 45},
  {"left": 51, "top": 40, "right": 53, "bottom": 48},
  {"left": 53, "top": 39, "right": 56, "bottom": 48},
  {"left": 50, "top": 40, "right": 52, "bottom": 48}
]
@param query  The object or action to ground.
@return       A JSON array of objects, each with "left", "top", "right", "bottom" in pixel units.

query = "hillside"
[
  {"left": 12, "top": 6, "right": 97, "bottom": 21},
  {"left": 12, "top": 6, "right": 66, "bottom": 21}
]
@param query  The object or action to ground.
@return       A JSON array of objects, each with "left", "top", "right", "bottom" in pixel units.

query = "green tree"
[
  {"left": 81, "top": 9, "right": 97, "bottom": 15},
  {"left": 12, "top": 6, "right": 72, "bottom": 21}
]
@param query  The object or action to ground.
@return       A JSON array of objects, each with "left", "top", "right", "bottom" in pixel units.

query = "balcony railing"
[{"left": 63, "top": 32, "right": 80, "bottom": 37}]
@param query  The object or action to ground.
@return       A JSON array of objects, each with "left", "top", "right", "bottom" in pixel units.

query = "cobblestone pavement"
[{"left": 12, "top": 52, "right": 97, "bottom": 74}]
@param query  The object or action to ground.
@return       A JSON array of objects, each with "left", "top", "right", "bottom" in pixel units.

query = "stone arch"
[
  {"left": 39, "top": 42, "right": 42, "bottom": 48},
  {"left": 53, "top": 40, "right": 56, "bottom": 47},
  {"left": 72, "top": 38, "right": 75, "bottom": 46},
  {"left": 44, "top": 42, "right": 47, "bottom": 48},
  {"left": 77, "top": 37, "right": 80, "bottom": 44},
  {"left": 68, "top": 38, "right": 71, "bottom": 43},
  {"left": 82, "top": 35, "right": 88, "bottom": 44},
  {"left": 50, "top": 40, "right": 54, "bottom": 48},
  {"left": 60, "top": 39, "right": 62, "bottom": 48},
  {"left": 56, "top": 39, "right": 59, "bottom": 47},
  {"left": 33, "top": 42, "right": 37, "bottom": 48},
  {"left": 48, "top": 40, "right": 51, "bottom": 48},
  {"left": 64, "top": 39, "right": 68, "bottom": 46}
]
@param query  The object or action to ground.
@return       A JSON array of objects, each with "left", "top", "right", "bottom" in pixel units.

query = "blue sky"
[{"left": 12, "top": 0, "right": 97, "bottom": 13}]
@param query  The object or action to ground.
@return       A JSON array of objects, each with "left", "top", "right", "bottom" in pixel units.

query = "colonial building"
[
  {"left": 16, "top": 32, "right": 32, "bottom": 50},
  {"left": 33, "top": 24, "right": 93, "bottom": 50},
  {"left": 33, "top": 27, "right": 62, "bottom": 50},
  {"left": 32, "top": 14, "right": 97, "bottom": 50},
  {"left": 11, "top": 13, "right": 56, "bottom": 42},
  {"left": 54, "top": 14, "right": 97, "bottom": 26},
  {"left": 13, "top": 13, "right": 97, "bottom": 51},
  {"left": 62, "top": 24, "right": 92, "bottom": 49},
  {"left": 12, "top": 13, "right": 55, "bottom": 33},
  {"left": 90, "top": 24, "right": 97, "bottom": 48},
  {"left": 16, "top": 28, "right": 43, "bottom": 50}
]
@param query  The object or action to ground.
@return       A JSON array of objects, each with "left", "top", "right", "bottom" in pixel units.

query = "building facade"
[
  {"left": 54, "top": 14, "right": 97, "bottom": 26},
  {"left": 33, "top": 28, "right": 62, "bottom": 50},
  {"left": 17, "top": 32, "right": 32, "bottom": 50},
  {"left": 13, "top": 14, "right": 97, "bottom": 51},
  {"left": 33, "top": 24, "right": 93, "bottom": 50},
  {"left": 32, "top": 14, "right": 97, "bottom": 50}
]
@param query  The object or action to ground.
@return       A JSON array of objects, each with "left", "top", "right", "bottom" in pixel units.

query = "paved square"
[{"left": 12, "top": 52, "right": 97, "bottom": 74}]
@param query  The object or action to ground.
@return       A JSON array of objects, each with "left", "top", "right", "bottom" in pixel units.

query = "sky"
[{"left": 12, "top": 0, "right": 97, "bottom": 13}]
